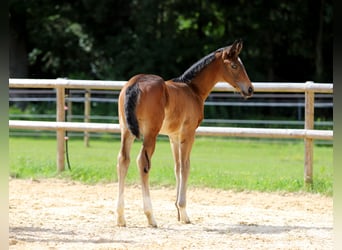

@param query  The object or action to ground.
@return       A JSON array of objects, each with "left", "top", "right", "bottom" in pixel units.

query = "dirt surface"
[{"left": 9, "top": 178, "right": 333, "bottom": 249}]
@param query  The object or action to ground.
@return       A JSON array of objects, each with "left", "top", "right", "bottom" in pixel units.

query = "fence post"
[
  {"left": 304, "top": 81, "right": 315, "bottom": 185},
  {"left": 84, "top": 89, "right": 91, "bottom": 147},
  {"left": 56, "top": 87, "right": 65, "bottom": 172},
  {"left": 66, "top": 90, "right": 72, "bottom": 122}
]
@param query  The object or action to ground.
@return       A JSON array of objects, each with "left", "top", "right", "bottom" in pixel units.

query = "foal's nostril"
[{"left": 248, "top": 86, "right": 254, "bottom": 95}]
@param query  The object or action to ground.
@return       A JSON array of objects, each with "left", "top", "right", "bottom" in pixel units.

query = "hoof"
[
  {"left": 177, "top": 207, "right": 190, "bottom": 224},
  {"left": 145, "top": 211, "right": 157, "bottom": 228},
  {"left": 117, "top": 222, "right": 126, "bottom": 227},
  {"left": 117, "top": 216, "right": 126, "bottom": 227},
  {"left": 148, "top": 222, "right": 158, "bottom": 228},
  {"left": 182, "top": 220, "right": 191, "bottom": 224}
]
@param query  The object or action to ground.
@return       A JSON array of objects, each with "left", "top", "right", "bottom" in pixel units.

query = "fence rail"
[
  {"left": 9, "top": 120, "right": 332, "bottom": 140},
  {"left": 9, "top": 78, "right": 333, "bottom": 185},
  {"left": 9, "top": 78, "right": 333, "bottom": 92}
]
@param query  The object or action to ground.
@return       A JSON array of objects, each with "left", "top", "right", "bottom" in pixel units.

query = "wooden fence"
[{"left": 9, "top": 78, "right": 333, "bottom": 185}]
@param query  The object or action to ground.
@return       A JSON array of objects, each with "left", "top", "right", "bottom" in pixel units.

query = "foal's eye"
[{"left": 231, "top": 63, "right": 238, "bottom": 69}]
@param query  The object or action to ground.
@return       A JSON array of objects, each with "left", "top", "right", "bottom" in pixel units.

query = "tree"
[{"left": 9, "top": 0, "right": 333, "bottom": 82}]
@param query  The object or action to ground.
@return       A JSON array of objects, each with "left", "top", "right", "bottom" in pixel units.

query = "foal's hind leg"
[
  {"left": 137, "top": 134, "right": 158, "bottom": 227},
  {"left": 116, "top": 129, "right": 135, "bottom": 227}
]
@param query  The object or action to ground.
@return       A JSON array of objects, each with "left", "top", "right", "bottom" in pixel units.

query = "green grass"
[{"left": 9, "top": 136, "right": 333, "bottom": 195}]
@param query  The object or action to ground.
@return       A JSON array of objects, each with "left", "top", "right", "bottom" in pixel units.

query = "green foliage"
[
  {"left": 9, "top": 137, "right": 332, "bottom": 195},
  {"left": 9, "top": 0, "right": 333, "bottom": 82},
  {"left": 9, "top": 104, "right": 56, "bottom": 121}
]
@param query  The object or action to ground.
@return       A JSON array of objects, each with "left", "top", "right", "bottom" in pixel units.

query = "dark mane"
[{"left": 173, "top": 47, "right": 225, "bottom": 84}]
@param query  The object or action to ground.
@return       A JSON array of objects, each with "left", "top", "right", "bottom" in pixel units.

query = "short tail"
[{"left": 124, "top": 82, "right": 141, "bottom": 138}]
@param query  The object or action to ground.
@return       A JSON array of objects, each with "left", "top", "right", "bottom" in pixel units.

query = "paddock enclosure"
[
  {"left": 9, "top": 178, "right": 333, "bottom": 249},
  {"left": 9, "top": 79, "right": 333, "bottom": 185},
  {"left": 9, "top": 79, "right": 333, "bottom": 249}
]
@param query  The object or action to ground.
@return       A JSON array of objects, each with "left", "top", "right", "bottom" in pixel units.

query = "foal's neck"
[{"left": 188, "top": 58, "right": 222, "bottom": 101}]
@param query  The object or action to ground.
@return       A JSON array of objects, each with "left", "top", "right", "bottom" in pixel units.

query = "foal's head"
[{"left": 219, "top": 40, "right": 254, "bottom": 98}]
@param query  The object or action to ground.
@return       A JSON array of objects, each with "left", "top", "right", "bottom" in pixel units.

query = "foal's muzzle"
[{"left": 241, "top": 86, "right": 254, "bottom": 99}]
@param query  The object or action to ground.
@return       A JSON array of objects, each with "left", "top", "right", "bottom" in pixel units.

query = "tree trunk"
[
  {"left": 9, "top": 10, "right": 28, "bottom": 78},
  {"left": 315, "top": 0, "right": 324, "bottom": 81}
]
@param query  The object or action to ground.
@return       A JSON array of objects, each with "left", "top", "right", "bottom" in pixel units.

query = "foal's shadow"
[
  {"left": 9, "top": 226, "right": 134, "bottom": 244},
  {"left": 204, "top": 223, "right": 332, "bottom": 235}
]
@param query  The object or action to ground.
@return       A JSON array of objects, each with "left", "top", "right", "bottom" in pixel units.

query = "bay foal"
[{"left": 116, "top": 40, "right": 253, "bottom": 227}]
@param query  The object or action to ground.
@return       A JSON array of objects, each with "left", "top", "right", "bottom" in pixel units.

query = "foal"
[{"left": 116, "top": 40, "right": 253, "bottom": 227}]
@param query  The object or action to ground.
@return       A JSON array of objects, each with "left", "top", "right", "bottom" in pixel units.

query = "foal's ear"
[{"left": 223, "top": 39, "right": 243, "bottom": 63}]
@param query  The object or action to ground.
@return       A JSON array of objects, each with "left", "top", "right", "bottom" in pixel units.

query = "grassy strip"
[{"left": 9, "top": 136, "right": 333, "bottom": 195}]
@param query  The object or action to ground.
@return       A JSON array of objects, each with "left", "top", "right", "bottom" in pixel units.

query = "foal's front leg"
[
  {"left": 170, "top": 135, "right": 194, "bottom": 224},
  {"left": 176, "top": 163, "right": 191, "bottom": 224}
]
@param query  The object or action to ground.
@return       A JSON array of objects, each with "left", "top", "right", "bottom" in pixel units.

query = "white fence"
[{"left": 9, "top": 78, "right": 333, "bottom": 185}]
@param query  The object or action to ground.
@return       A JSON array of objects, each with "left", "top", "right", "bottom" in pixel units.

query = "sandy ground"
[{"left": 9, "top": 178, "right": 333, "bottom": 249}]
